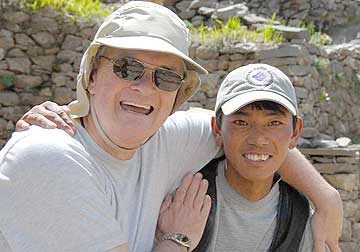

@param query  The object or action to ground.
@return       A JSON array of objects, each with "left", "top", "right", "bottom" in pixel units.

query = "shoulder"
[
  {"left": 163, "top": 109, "right": 213, "bottom": 129},
  {"left": 0, "top": 126, "right": 89, "bottom": 178}
]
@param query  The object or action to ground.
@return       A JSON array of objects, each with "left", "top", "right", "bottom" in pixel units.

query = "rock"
[
  {"left": 0, "top": 36, "right": 14, "bottom": 50},
  {"left": 15, "top": 33, "right": 36, "bottom": 48},
  {"left": 336, "top": 137, "right": 352, "bottom": 147},
  {"left": 200, "top": 72, "right": 222, "bottom": 97},
  {"left": 175, "top": 1, "right": 192, "bottom": 11},
  {"left": 0, "top": 91, "right": 20, "bottom": 106},
  {"left": 340, "top": 242, "right": 360, "bottom": 252},
  {"left": 255, "top": 44, "right": 304, "bottom": 60},
  {"left": 189, "top": 0, "right": 217, "bottom": 9},
  {"left": 314, "top": 163, "right": 357, "bottom": 174},
  {"left": 196, "top": 45, "right": 219, "bottom": 60},
  {"left": 340, "top": 218, "right": 352, "bottom": 241},
  {"left": 301, "top": 127, "right": 319, "bottom": 138},
  {"left": 7, "top": 57, "right": 31, "bottom": 74},
  {"left": 7, "top": 48, "right": 26, "bottom": 58},
  {"left": 272, "top": 25, "right": 311, "bottom": 41},
  {"left": 323, "top": 174, "right": 359, "bottom": 191},
  {"left": 312, "top": 139, "right": 339, "bottom": 148},
  {"left": 31, "top": 55, "right": 56, "bottom": 72},
  {"left": 353, "top": 223, "right": 360, "bottom": 240},
  {"left": 3, "top": 11, "right": 30, "bottom": 24},
  {"left": 31, "top": 32, "right": 56, "bottom": 49},
  {"left": 296, "top": 137, "right": 312, "bottom": 148},
  {"left": 56, "top": 50, "right": 81, "bottom": 64},
  {"left": 212, "top": 3, "right": 249, "bottom": 21},
  {"left": 294, "top": 87, "right": 308, "bottom": 99},
  {"left": 197, "top": 7, "right": 215, "bottom": 17},
  {"left": 29, "top": 16, "right": 59, "bottom": 33},
  {"left": 61, "top": 35, "right": 84, "bottom": 51},
  {"left": 14, "top": 75, "right": 42, "bottom": 89},
  {"left": 53, "top": 87, "right": 75, "bottom": 105},
  {"left": 0, "top": 49, "right": 4, "bottom": 61},
  {"left": 343, "top": 201, "right": 359, "bottom": 218}
]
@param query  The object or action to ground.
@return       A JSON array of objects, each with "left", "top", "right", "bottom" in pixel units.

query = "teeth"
[
  {"left": 122, "top": 101, "right": 151, "bottom": 110},
  {"left": 244, "top": 153, "right": 270, "bottom": 161}
]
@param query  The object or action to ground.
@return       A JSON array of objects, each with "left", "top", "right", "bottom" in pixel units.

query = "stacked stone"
[
  {"left": 0, "top": 5, "right": 101, "bottom": 147},
  {"left": 163, "top": 0, "right": 360, "bottom": 31},
  {"left": 300, "top": 146, "right": 360, "bottom": 252},
  {"left": 183, "top": 30, "right": 360, "bottom": 144}
]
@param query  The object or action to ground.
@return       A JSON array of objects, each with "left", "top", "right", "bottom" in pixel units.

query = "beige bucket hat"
[{"left": 69, "top": 1, "right": 207, "bottom": 117}]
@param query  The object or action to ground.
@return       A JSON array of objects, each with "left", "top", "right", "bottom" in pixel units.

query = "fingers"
[
  {"left": 15, "top": 102, "right": 75, "bottom": 135},
  {"left": 200, "top": 195, "right": 212, "bottom": 218},
  {"left": 160, "top": 194, "right": 172, "bottom": 214},
  {"left": 325, "top": 240, "right": 340, "bottom": 252},
  {"left": 173, "top": 173, "right": 192, "bottom": 206},
  {"left": 15, "top": 119, "right": 30, "bottom": 131},
  {"left": 184, "top": 173, "right": 203, "bottom": 206},
  {"left": 194, "top": 179, "right": 209, "bottom": 211}
]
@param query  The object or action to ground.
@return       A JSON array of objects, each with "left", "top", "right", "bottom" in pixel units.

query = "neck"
[
  {"left": 83, "top": 114, "right": 137, "bottom": 160},
  {"left": 224, "top": 162, "right": 274, "bottom": 201}
]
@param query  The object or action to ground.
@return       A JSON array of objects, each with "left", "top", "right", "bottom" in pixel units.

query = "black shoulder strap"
[
  {"left": 194, "top": 156, "right": 224, "bottom": 252},
  {"left": 269, "top": 178, "right": 310, "bottom": 252}
]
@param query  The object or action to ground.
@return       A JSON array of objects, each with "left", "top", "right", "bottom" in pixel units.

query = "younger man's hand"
[{"left": 15, "top": 101, "right": 75, "bottom": 136}]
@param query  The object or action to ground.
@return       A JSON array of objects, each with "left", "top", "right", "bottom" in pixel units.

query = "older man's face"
[{"left": 88, "top": 47, "right": 185, "bottom": 148}]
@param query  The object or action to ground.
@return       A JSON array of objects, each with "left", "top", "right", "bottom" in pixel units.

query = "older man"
[{"left": 1, "top": 1, "right": 342, "bottom": 252}]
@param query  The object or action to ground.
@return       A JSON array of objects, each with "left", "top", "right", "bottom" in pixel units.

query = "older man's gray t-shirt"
[
  {"left": 206, "top": 160, "right": 313, "bottom": 252},
  {"left": 0, "top": 111, "right": 219, "bottom": 252}
]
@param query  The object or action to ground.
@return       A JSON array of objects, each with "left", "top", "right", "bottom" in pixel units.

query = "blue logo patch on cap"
[{"left": 247, "top": 67, "right": 273, "bottom": 86}]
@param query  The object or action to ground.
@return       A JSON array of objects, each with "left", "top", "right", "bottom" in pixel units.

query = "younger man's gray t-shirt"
[{"left": 206, "top": 160, "right": 313, "bottom": 252}]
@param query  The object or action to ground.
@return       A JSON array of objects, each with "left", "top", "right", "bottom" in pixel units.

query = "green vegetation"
[
  {"left": 319, "top": 90, "right": 330, "bottom": 102},
  {"left": 301, "top": 22, "right": 331, "bottom": 46},
  {"left": 352, "top": 73, "right": 360, "bottom": 95},
  {"left": 0, "top": 74, "right": 15, "bottom": 88},
  {"left": 313, "top": 58, "right": 328, "bottom": 71},
  {"left": 19, "top": 0, "right": 110, "bottom": 18},
  {"left": 188, "top": 16, "right": 284, "bottom": 46}
]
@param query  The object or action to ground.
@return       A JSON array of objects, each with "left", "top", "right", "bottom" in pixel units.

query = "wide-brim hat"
[{"left": 69, "top": 1, "right": 207, "bottom": 117}]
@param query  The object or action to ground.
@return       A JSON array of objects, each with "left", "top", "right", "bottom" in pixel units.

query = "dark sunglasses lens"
[
  {"left": 113, "top": 58, "right": 144, "bottom": 81},
  {"left": 154, "top": 69, "right": 183, "bottom": 92}
]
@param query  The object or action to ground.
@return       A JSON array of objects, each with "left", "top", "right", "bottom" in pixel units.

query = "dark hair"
[{"left": 216, "top": 100, "right": 298, "bottom": 131}]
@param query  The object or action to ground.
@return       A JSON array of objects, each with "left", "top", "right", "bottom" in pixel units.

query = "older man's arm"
[{"left": 279, "top": 148, "right": 343, "bottom": 252}]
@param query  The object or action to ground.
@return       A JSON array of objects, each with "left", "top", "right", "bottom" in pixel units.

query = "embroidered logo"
[{"left": 247, "top": 67, "right": 273, "bottom": 86}]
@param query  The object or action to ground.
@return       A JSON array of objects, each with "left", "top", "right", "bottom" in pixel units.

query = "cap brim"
[
  {"left": 221, "top": 90, "right": 297, "bottom": 116},
  {"left": 96, "top": 36, "right": 208, "bottom": 74}
]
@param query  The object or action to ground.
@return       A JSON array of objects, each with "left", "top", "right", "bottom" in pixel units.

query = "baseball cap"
[
  {"left": 69, "top": 1, "right": 207, "bottom": 117},
  {"left": 215, "top": 63, "right": 298, "bottom": 117}
]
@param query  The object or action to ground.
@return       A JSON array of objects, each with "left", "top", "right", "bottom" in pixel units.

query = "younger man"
[{"left": 194, "top": 64, "right": 316, "bottom": 251}]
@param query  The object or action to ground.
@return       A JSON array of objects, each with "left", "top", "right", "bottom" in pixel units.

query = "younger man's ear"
[
  {"left": 289, "top": 117, "right": 303, "bottom": 149},
  {"left": 211, "top": 116, "right": 223, "bottom": 147}
]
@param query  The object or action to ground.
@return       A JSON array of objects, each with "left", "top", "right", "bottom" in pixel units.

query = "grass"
[
  {"left": 18, "top": 0, "right": 110, "bottom": 18},
  {"left": 301, "top": 22, "right": 331, "bottom": 46},
  {"left": 188, "top": 16, "right": 284, "bottom": 46}
]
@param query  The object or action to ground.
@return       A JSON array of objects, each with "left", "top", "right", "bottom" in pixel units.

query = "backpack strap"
[
  {"left": 269, "top": 176, "right": 310, "bottom": 252},
  {"left": 194, "top": 156, "right": 224, "bottom": 252}
]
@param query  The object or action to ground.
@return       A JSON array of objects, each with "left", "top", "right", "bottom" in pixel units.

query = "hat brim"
[
  {"left": 221, "top": 90, "right": 297, "bottom": 116},
  {"left": 96, "top": 36, "right": 208, "bottom": 74}
]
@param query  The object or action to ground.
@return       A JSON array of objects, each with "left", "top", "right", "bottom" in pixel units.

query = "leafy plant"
[
  {"left": 19, "top": 0, "right": 110, "bottom": 18},
  {"left": 190, "top": 16, "right": 284, "bottom": 46},
  {"left": 319, "top": 90, "right": 330, "bottom": 102},
  {"left": 263, "top": 13, "right": 284, "bottom": 43},
  {"left": 0, "top": 74, "right": 16, "bottom": 88},
  {"left": 313, "top": 58, "right": 327, "bottom": 71}
]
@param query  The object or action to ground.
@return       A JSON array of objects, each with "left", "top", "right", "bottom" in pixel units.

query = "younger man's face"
[{"left": 214, "top": 102, "right": 302, "bottom": 182}]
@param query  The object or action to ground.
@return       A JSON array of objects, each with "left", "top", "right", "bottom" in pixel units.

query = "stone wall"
[
  {"left": 0, "top": 3, "right": 360, "bottom": 250},
  {"left": 300, "top": 146, "right": 360, "bottom": 251},
  {"left": 162, "top": 0, "right": 360, "bottom": 31}
]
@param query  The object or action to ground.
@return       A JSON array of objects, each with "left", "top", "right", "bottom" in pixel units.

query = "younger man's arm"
[{"left": 279, "top": 148, "right": 342, "bottom": 252}]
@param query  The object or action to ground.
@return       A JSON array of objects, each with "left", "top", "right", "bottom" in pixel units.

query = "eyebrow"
[{"left": 235, "top": 109, "right": 288, "bottom": 116}]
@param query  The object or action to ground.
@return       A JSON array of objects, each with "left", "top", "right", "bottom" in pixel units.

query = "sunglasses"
[{"left": 99, "top": 56, "right": 185, "bottom": 92}]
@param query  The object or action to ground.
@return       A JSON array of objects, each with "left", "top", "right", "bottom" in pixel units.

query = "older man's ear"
[{"left": 211, "top": 116, "right": 223, "bottom": 147}]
